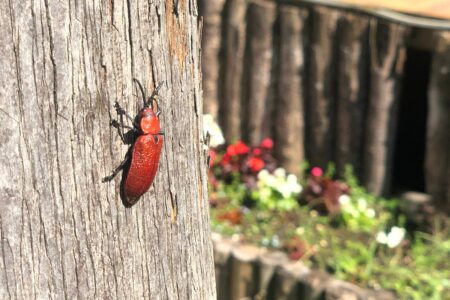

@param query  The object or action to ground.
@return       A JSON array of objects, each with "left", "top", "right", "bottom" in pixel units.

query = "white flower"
[
  {"left": 366, "top": 208, "right": 376, "bottom": 218},
  {"left": 287, "top": 174, "right": 298, "bottom": 184},
  {"left": 376, "top": 231, "right": 388, "bottom": 244},
  {"left": 274, "top": 168, "right": 286, "bottom": 178},
  {"left": 271, "top": 235, "right": 280, "bottom": 248},
  {"left": 296, "top": 227, "right": 305, "bottom": 235},
  {"left": 257, "top": 169, "right": 270, "bottom": 180},
  {"left": 203, "top": 114, "right": 225, "bottom": 148},
  {"left": 376, "top": 227, "right": 406, "bottom": 248},
  {"left": 357, "top": 198, "right": 367, "bottom": 211},
  {"left": 339, "top": 194, "right": 351, "bottom": 206},
  {"left": 387, "top": 227, "right": 405, "bottom": 248}
]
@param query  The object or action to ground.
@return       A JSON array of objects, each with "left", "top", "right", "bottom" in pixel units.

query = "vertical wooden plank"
[
  {"left": 363, "top": 20, "right": 407, "bottom": 195},
  {"left": 335, "top": 13, "right": 369, "bottom": 178},
  {"left": 199, "top": 0, "right": 226, "bottom": 119},
  {"left": 426, "top": 32, "right": 450, "bottom": 211},
  {"left": 306, "top": 6, "right": 340, "bottom": 168},
  {"left": 220, "top": 0, "right": 248, "bottom": 142},
  {"left": 229, "top": 245, "right": 264, "bottom": 300},
  {"left": 242, "top": 0, "right": 277, "bottom": 145},
  {"left": 212, "top": 235, "right": 234, "bottom": 300},
  {"left": 275, "top": 6, "right": 308, "bottom": 176}
]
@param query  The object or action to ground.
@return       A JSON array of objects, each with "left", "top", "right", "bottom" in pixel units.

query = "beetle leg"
[
  {"left": 102, "top": 156, "right": 130, "bottom": 182},
  {"left": 110, "top": 119, "right": 137, "bottom": 143},
  {"left": 114, "top": 101, "right": 139, "bottom": 128}
]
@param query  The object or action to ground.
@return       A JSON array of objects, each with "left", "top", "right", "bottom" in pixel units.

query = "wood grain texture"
[
  {"left": 335, "top": 13, "right": 369, "bottom": 178},
  {"left": 220, "top": 0, "right": 248, "bottom": 142},
  {"left": 275, "top": 6, "right": 308, "bottom": 176},
  {"left": 242, "top": 0, "right": 276, "bottom": 146},
  {"left": 305, "top": 6, "right": 340, "bottom": 169},
  {"left": 426, "top": 32, "right": 450, "bottom": 211},
  {"left": 363, "top": 20, "right": 407, "bottom": 196},
  {"left": 199, "top": 0, "right": 226, "bottom": 119},
  {"left": 0, "top": 0, "right": 216, "bottom": 298}
]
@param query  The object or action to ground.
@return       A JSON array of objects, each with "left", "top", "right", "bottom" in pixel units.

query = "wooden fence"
[{"left": 199, "top": 0, "right": 450, "bottom": 209}]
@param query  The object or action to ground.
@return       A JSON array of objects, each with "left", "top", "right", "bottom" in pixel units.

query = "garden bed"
[{"left": 207, "top": 136, "right": 450, "bottom": 299}]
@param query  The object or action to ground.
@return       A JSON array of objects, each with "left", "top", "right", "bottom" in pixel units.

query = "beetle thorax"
[{"left": 138, "top": 108, "right": 160, "bottom": 134}]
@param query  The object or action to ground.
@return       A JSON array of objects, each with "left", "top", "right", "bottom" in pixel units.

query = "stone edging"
[{"left": 212, "top": 233, "right": 396, "bottom": 300}]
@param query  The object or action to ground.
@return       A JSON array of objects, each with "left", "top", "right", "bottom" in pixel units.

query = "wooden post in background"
[
  {"left": 426, "top": 32, "right": 450, "bottom": 211},
  {"left": 275, "top": 6, "right": 308, "bottom": 176},
  {"left": 242, "top": 0, "right": 277, "bottom": 146},
  {"left": 220, "top": 0, "right": 248, "bottom": 142},
  {"left": 363, "top": 20, "right": 407, "bottom": 196},
  {"left": 335, "top": 13, "right": 369, "bottom": 178},
  {"left": 306, "top": 6, "right": 340, "bottom": 169},
  {"left": 200, "top": 0, "right": 226, "bottom": 119}
]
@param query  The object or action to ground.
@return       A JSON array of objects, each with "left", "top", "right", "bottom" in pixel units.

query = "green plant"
[{"left": 208, "top": 141, "right": 450, "bottom": 299}]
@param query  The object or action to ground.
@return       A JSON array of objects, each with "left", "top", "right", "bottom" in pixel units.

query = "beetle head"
[{"left": 137, "top": 108, "right": 160, "bottom": 135}]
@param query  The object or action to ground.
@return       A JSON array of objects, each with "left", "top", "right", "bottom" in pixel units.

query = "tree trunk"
[
  {"left": 199, "top": 0, "right": 226, "bottom": 119},
  {"left": 363, "top": 20, "right": 407, "bottom": 196},
  {"left": 335, "top": 13, "right": 369, "bottom": 178},
  {"left": 426, "top": 32, "right": 450, "bottom": 211},
  {"left": 275, "top": 6, "right": 308, "bottom": 176},
  {"left": 0, "top": 1, "right": 216, "bottom": 299},
  {"left": 306, "top": 6, "right": 340, "bottom": 169},
  {"left": 242, "top": 0, "right": 276, "bottom": 146},
  {"left": 220, "top": 0, "right": 248, "bottom": 143}
]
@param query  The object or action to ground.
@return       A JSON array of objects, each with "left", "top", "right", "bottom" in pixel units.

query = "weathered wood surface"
[
  {"left": 426, "top": 32, "right": 450, "bottom": 211},
  {"left": 363, "top": 20, "right": 407, "bottom": 195},
  {"left": 274, "top": 6, "right": 308, "bottom": 176},
  {"left": 220, "top": 0, "right": 248, "bottom": 142},
  {"left": 200, "top": 0, "right": 226, "bottom": 119},
  {"left": 306, "top": 6, "right": 340, "bottom": 169},
  {"left": 242, "top": 0, "right": 277, "bottom": 146},
  {"left": 0, "top": 0, "right": 216, "bottom": 298},
  {"left": 335, "top": 13, "right": 369, "bottom": 178}
]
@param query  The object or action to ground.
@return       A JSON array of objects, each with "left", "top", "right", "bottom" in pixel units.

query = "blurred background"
[{"left": 199, "top": 0, "right": 450, "bottom": 299}]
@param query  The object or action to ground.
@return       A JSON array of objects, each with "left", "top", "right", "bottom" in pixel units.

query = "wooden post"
[
  {"left": 258, "top": 251, "right": 289, "bottom": 298},
  {"left": 426, "top": 32, "right": 450, "bottom": 211},
  {"left": 275, "top": 6, "right": 308, "bottom": 176},
  {"left": 199, "top": 0, "right": 226, "bottom": 119},
  {"left": 229, "top": 244, "right": 264, "bottom": 299},
  {"left": 242, "top": 0, "right": 277, "bottom": 145},
  {"left": 335, "top": 13, "right": 369, "bottom": 178},
  {"left": 363, "top": 20, "right": 407, "bottom": 195},
  {"left": 306, "top": 6, "right": 340, "bottom": 168},
  {"left": 0, "top": 0, "right": 216, "bottom": 298},
  {"left": 220, "top": 0, "right": 248, "bottom": 142},
  {"left": 212, "top": 234, "right": 234, "bottom": 300}
]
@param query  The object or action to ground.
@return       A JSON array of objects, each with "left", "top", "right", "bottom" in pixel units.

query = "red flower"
[
  {"left": 260, "top": 138, "right": 274, "bottom": 150},
  {"left": 311, "top": 167, "right": 323, "bottom": 177},
  {"left": 247, "top": 157, "right": 265, "bottom": 173},
  {"left": 234, "top": 140, "right": 250, "bottom": 155},
  {"left": 221, "top": 153, "right": 232, "bottom": 166},
  {"left": 226, "top": 145, "right": 237, "bottom": 156},
  {"left": 252, "top": 148, "right": 262, "bottom": 156}
]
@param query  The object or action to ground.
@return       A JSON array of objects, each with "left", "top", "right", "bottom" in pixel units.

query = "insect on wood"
[{"left": 103, "top": 80, "right": 165, "bottom": 207}]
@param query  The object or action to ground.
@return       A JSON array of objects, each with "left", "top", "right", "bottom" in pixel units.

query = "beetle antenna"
[
  {"left": 133, "top": 78, "right": 147, "bottom": 107},
  {"left": 148, "top": 81, "right": 164, "bottom": 112}
]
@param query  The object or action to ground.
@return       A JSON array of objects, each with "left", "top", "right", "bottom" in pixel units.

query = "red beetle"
[{"left": 103, "top": 80, "right": 164, "bottom": 207}]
